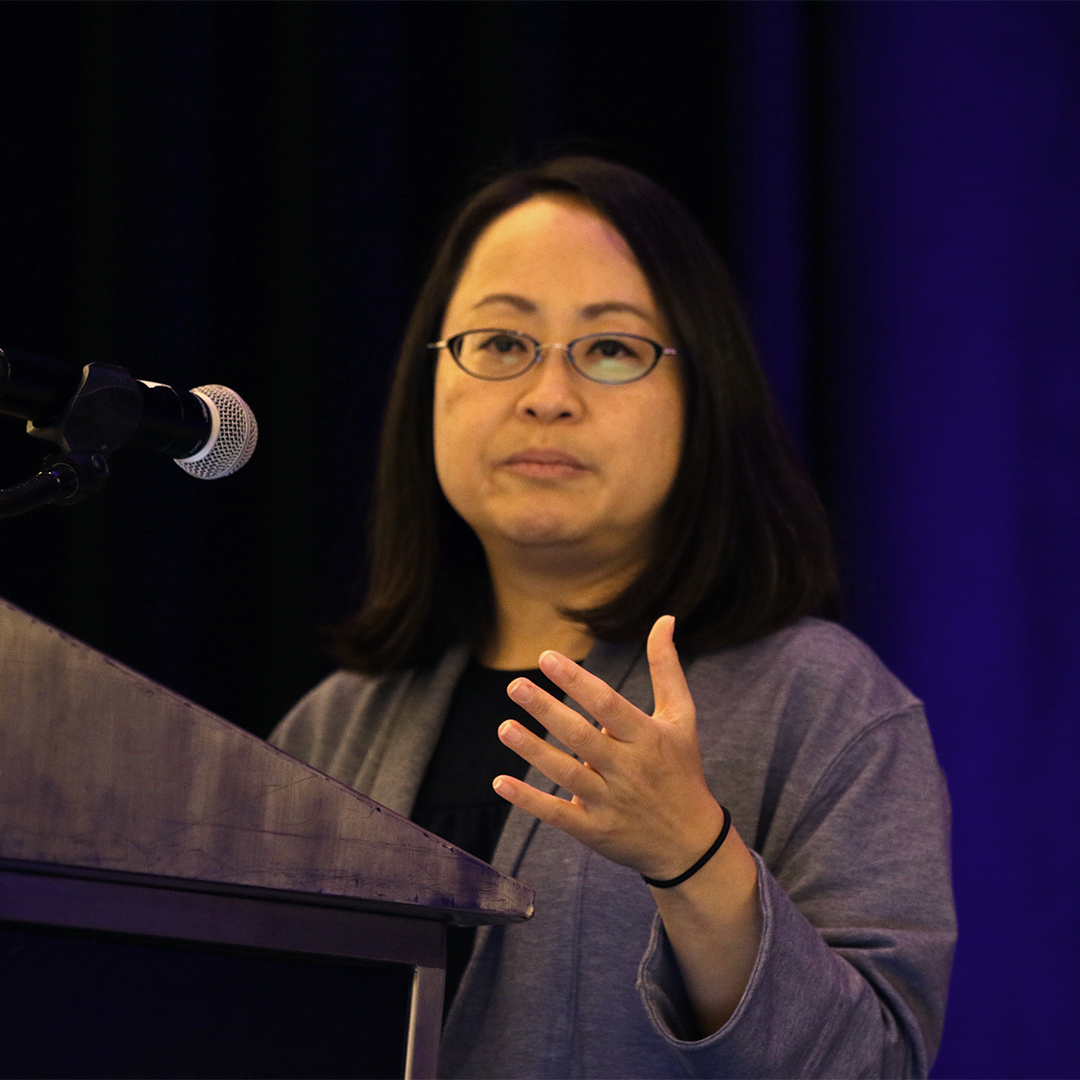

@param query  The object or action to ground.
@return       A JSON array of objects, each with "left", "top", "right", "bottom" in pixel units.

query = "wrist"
[{"left": 643, "top": 805, "right": 731, "bottom": 888}]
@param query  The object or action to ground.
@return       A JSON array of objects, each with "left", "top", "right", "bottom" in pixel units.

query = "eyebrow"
[
  {"left": 580, "top": 300, "right": 654, "bottom": 321},
  {"left": 471, "top": 293, "right": 656, "bottom": 323},
  {"left": 471, "top": 293, "right": 537, "bottom": 313}
]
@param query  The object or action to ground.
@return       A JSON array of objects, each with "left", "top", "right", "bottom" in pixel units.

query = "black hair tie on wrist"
[{"left": 641, "top": 805, "right": 732, "bottom": 889}]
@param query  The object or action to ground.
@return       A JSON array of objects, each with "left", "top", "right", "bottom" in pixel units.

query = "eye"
[
  {"left": 573, "top": 334, "right": 655, "bottom": 383},
  {"left": 590, "top": 337, "right": 638, "bottom": 359},
  {"left": 452, "top": 330, "right": 535, "bottom": 379},
  {"left": 478, "top": 332, "right": 530, "bottom": 356}
]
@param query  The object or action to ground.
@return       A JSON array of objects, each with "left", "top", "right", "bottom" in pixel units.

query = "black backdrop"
[
  {"left": 1, "top": 1, "right": 819, "bottom": 739},
  {"left": 3, "top": 4, "right": 1079, "bottom": 1077}
]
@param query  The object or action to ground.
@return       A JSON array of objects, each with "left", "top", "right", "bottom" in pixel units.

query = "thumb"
[{"left": 646, "top": 615, "right": 694, "bottom": 720}]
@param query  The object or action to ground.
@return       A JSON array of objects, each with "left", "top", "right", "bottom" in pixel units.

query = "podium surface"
[{"left": 0, "top": 597, "right": 533, "bottom": 1078}]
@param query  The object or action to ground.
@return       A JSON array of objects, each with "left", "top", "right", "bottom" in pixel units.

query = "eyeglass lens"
[{"left": 452, "top": 330, "right": 659, "bottom": 384}]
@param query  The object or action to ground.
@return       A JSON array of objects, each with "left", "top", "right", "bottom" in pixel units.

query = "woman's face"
[{"left": 433, "top": 195, "right": 685, "bottom": 579}]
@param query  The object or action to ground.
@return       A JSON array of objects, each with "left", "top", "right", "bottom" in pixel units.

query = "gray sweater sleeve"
[{"left": 636, "top": 679, "right": 954, "bottom": 1077}]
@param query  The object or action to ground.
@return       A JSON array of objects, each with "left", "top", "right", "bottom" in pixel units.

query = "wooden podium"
[{"left": 0, "top": 597, "right": 533, "bottom": 1079}]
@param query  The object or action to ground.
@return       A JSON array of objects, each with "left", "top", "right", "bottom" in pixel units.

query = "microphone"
[
  {"left": 138, "top": 381, "right": 259, "bottom": 479},
  {"left": 0, "top": 347, "right": 257, "bottom": 480}
]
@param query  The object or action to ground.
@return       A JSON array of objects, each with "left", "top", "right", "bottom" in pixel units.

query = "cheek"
[
  {"left": 433, "top": 376, "right": 465, "bottom": 494},
  {"left": 627, "top": 378, "right": 685, "bottom": 503},
  {"left": 628, "top": 427, "right": 682, "bottom": 514},
  {"left": 433, "top": 363, "right": 494, "bottom": 506}
]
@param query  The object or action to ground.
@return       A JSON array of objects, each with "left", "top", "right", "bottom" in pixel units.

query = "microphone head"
[{"left": 174, "top": 385, "right": 258, "bottom": 479}]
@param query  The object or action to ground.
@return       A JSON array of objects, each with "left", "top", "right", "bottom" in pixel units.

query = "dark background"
[{"left": 2, "top": 3, "right": 1078, "bottom": 1077}]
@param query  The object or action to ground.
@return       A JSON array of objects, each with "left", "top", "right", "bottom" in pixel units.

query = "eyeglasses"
[{"left": 428, "top": 328, "right": 677, "bottom": 385}]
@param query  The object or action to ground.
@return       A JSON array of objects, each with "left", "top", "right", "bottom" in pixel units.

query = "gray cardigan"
[{"left": 271, "top": 618, "right": 955, "bottom": 1078}]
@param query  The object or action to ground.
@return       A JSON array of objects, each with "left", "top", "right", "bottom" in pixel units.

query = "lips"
[{"left": 500, "top": 448, "right": 588, "bottom": 479}]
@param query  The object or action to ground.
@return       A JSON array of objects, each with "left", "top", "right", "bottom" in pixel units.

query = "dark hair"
[{"left": 334, "top": 157, "right": 839, "bottom": 673}]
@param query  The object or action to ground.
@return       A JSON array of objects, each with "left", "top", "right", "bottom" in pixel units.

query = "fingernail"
[
  {"left": 508, "top": 678, "right": 533, "bottom": 702},
  {"left": 539, "top": 650, "right": 563, "bottom": 674},
  {"left": 499, "top": 719, "right": 520, "bottom": 745}
]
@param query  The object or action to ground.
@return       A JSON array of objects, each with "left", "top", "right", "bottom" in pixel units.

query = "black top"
[{"left": 411, "top": 657, "right": 561, "bottom": 1013}]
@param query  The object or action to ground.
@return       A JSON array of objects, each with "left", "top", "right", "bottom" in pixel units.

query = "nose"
[{"left": 515, "top": 345, "right": 583, "bottom": 424}]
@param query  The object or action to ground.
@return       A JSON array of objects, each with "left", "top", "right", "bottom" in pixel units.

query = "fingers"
[
  {"left": 524, "top": 616, "right": 694, "bottom": 735},
  {"left": 491, "top": 773, "right": 588, "bottom": 840},
  {"left": 506, "top": 673, "right": 625, "bottom": 771},
  {"left": 505, "top": 616, "right": 694, "bottom": 758},
  {"left": 497, "top": 718, "right": 605, "bottom": 801},
  {"left": 532, "top": 650, "right": 646, "bottom": 742}
]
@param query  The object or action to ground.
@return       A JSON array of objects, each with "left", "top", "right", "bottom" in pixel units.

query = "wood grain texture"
[{"left": 0, "top": 596, "right": 533, "bottom": 923}]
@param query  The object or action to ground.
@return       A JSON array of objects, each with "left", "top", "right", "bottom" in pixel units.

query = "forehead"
[{"left": 447, "top": 195, "right": 657, "bottom": 316}]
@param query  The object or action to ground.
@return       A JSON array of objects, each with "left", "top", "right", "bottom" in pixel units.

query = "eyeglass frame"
[{"left": 427, "top": 328, "right": 678, "bottom": 385}]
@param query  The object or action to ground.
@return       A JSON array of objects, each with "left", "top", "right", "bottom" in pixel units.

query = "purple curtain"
[{"left": 803, "top": 8, "right": 1080, "bottom": 1075}]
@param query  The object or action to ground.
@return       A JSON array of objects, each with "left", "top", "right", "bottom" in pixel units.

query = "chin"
[
  {"left": 503, "top": 518, "right": 580, "bottom": 547},
  {"left": 474, "top": 504, "right": 585, "bottom": 547}
]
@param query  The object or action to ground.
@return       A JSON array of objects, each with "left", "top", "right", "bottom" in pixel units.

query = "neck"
[{"left": 477, "top": 543, "right": 643, "bottom": 670}]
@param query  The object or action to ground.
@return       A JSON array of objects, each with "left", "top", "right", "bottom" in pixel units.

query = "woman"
[{"left": 272, "top": 157, "right": 955, "bottom": 1078}]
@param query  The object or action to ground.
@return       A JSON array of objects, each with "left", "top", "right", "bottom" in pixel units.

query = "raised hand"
[{"left": 493, "top": 615, "right": 727, "bottom": 881}]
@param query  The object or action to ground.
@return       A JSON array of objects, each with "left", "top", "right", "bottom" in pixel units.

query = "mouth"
[{"left": 500, "top": 448, "right": 589, "bottom": 480}]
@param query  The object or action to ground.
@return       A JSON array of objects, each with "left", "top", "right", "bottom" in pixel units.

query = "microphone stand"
[
  {"left": 0, "top": 452, "right": 110, "bottom": 519},
  {"left": 0, "top": 363, "right": 142, "bottom": 519}
]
